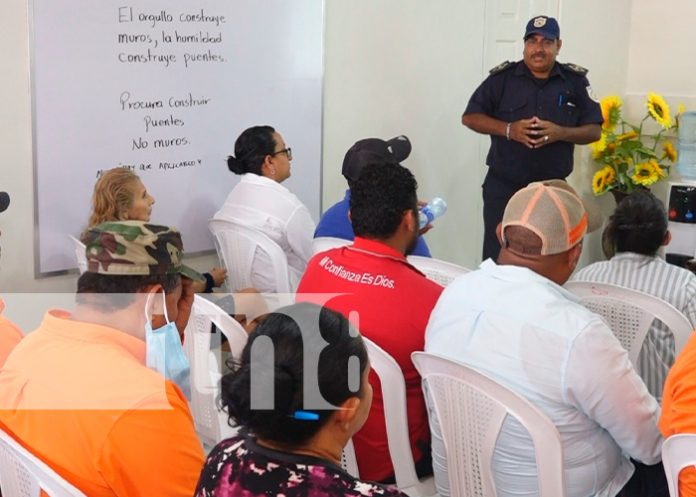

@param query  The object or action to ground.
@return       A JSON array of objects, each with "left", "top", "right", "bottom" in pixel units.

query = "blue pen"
[{"left": 558, "top": 94, "right": 564, "bottom": 107}]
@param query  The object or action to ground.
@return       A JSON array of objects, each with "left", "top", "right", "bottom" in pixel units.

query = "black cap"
[
  {"left": 524, "top": 15, "right": 560, "bottom": 40},
  {"left": 342, "top": 136, "right": 412, "bottom": 183}
]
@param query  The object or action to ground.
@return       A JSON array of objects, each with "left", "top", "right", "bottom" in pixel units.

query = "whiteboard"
[{"left": 31, "top": 0, "right": 324, "bottom": 275}]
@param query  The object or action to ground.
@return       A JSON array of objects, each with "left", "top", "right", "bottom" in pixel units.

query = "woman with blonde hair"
[{"left": 88, "top": 167, "right": 226, "bottom": 293}]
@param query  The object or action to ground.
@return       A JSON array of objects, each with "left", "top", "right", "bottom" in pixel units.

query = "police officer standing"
[{"left": 463, "top": 15, "right": 602, "bottom": 261}]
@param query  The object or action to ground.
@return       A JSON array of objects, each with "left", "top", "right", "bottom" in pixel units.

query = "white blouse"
[{"left": 214, "top": 173, "right": 315, "bottom": 292}]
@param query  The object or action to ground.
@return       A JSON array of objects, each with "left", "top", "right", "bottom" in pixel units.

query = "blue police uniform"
[{"left": 465, "top": 60, "right": 602, "bottom": 260}]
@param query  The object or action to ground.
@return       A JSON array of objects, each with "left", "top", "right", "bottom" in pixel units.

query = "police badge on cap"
[{"left": 524, "top": 15, "right": 560, "bottom": 40}]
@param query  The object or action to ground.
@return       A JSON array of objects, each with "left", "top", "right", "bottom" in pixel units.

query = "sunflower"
[
  {"left": 592, "top": 166, "right": 616, "bottom": 195},
  {"left": 632, "top": 161, "right": 661, "bottom": 186},
  {"left": 663, "top": 142, "right": 677, "bottom": 162},
  {"left": 600, "top": 95, "right": 622, "bottom": 131},
  {"left": 646, "top": 92, "right": 672, "bottom": 129},
  {"left": 616, "top": 130, "right": 638, "bottom": 143},
  {"left": 679, "top": 103, "right": 686, "bottom": 115},
  {"left": 653, "top": 161, "right": 667, "bottom": 179},
  {"left": 590, "top": 133, "right": 608, "bottom": 159}
]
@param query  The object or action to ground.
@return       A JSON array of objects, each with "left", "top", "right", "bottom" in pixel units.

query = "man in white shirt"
[{"left": 425, "top": 181, "right": 664, "bottom": 497}]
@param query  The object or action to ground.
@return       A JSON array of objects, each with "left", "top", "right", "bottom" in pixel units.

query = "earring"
[{"left": 270, "top": 169, "right": 276, "bottom": 175}]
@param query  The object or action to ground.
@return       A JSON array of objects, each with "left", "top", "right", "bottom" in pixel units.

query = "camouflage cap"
[{"left": 81, "top": 221, "right": 204, "bottom": 281}]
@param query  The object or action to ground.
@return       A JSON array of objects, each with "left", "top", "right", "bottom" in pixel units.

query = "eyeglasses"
[{"left": 271, "top": 147, "right": 292, "bottom": 160}]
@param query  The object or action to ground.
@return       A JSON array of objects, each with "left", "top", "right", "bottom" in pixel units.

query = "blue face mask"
[{"left": 145, "top": 291, "right": 191, "bottom": 399}]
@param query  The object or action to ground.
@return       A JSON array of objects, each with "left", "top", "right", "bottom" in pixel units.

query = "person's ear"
[
  {"left": 144, "top": 283, "right": 165, "bottom": 319},
  {"left": 496, "top": 223, "right": 504, "bottom": 244},
  {"left": 333, "top": 396, "right": 361, "bottom": 432},
  {"left": 663, "top": 230, "right": 672, "bottom": 247},
  {"left": 556, "top": 39, "right": 563, "bottom": 52},
  {"left": 402, "top": 209, "right": 417, "bottom": 233},
  {"left": 568, "top": 242, "right": 583, "bottom": 270},
  {"left": 261, "top": 157, "right": 276, "bottom": 177},
  {"left": 407, "top": 209, "right": 416, "bottom": 231}
]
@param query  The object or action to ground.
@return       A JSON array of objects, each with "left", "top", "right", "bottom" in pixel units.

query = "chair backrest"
[
  {"left": 564, "top": 281, "right": 693, "bottom": 366},
  {"left": 0, "top": 427, "right": 87, "bottom": 497},
  {"left": 662, "top": 433, "right": 696, "bottom": 497},
  {"left": 362, "top": 337, "right": 436, "bottom": 496},
  {"left": 340, "top": 438, "right": 360, "bottom": 478},
  {"left": 68, "top": 235, "right": 87, "bottom": 274},
  {"left": 312, "top": 236, "right": 351, "bottom": 255},
  {"left": 209, "top": 218, "right": 292, "bottom": 293},
  {"left": 406, "top": 255, "right": 469, "bottom": 287},
  {"left": 411, "top": 352, "right": 565, "bottom": 497},
  {"left": 183, "top": 295, "right": 249, "bottom": 448}
]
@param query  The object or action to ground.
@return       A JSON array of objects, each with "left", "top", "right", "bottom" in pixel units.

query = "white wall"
[
  {"left": 323, "top": 0, "right": 486, "bottom": 268},
  {"left": 562, "top": 0, "right": 633, "bottom": 266},
  {"left": 2, "top": 0, "right": 695, "bottom": 321},
  {"left": 570, "top": 0, "right": 696, "bottom": 266},
  {"left": 626, "top": 0, "right": 696, "bottom": 104}
]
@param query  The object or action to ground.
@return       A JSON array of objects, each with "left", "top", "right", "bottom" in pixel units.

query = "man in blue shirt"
[
  {"left": 315, "top": 135, "right": 432, "bottom": 257},
  {"left": 462, "top": 15, "right": 602, "bottom": 261}
]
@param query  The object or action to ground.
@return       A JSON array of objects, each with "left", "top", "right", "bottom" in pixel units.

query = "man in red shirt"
[{"left": 297, "top": 162, "right": 443, "bottom": 482}]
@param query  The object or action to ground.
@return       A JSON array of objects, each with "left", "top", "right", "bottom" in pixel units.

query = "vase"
[
  {"left": 610, "top": 189, "right": 630, "bottom": 204},
  {"left": 609, "top": 186, "right": 649, "bottom": 204}
]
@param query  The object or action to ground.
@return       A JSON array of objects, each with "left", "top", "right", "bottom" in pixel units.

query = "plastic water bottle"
[
  {"left": 677, "top": 111, "right": 696, "bottom": 180},
  {"left": 419, "top": 197, "right": 447, "bottom": 229}
]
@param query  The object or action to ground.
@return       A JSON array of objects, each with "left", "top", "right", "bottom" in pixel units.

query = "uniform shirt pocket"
[
  {"left": 498, "top": 96, "right": 529, "bottom": 121},
  {"left": 552, "top": 92, "right": 581, "bottom": 126}
]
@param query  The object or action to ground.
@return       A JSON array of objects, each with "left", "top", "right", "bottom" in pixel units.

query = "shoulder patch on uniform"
[
  {"left": 586, "top": 85, "right": 599, "bottom": 103},
  {"left": 563, "top": 62, "right": 589, "bottom": 75},
  {"left": 489, "top": 61, "right": 513, "bottom": 75}
]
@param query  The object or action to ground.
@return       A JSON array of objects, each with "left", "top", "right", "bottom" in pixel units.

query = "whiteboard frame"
[{"left": 29, "top": 0, "right": 326, "bottom": 278}]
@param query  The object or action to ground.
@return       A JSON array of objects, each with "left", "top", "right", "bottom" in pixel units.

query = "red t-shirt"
[{"left": 296, "top": 237, "right": 443, "bottom": 481}]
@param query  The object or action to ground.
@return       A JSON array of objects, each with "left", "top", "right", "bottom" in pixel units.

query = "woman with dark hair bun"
[
  {"left": 194, "top": 303, "right": 408, "bottom": 497},
  {"left": 213, "top": 125, "right": 315, "bottom": 292},
  {"left": 572, "top": 190, "right": 696, "bottom": 402}
]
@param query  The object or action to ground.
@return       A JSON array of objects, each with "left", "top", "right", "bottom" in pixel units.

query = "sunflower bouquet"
[{"left": 590, "top": 93, "right": 683, "bottom": 196}]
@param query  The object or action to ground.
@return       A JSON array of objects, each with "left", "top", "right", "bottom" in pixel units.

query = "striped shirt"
[{"left": 571, "top": 252, "right": 696, "bottom": 401}]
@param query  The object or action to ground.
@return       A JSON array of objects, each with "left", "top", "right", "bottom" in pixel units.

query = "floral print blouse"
[{"left": 194, "top": 434, "right": 408, "bottom": 497}]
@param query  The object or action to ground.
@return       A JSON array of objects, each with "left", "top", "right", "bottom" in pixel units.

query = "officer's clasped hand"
[{"left": 511, "top": 116, "right": 560, "bottom": 149}]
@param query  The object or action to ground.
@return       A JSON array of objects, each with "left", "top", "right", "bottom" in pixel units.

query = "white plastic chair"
[
  {"left": 340, "top": 439, "right": 360, "bottom": 478},
  {"left": 0, "top": 427, "right": 87, "bottom": 496},
  {"left": 209, "top": 218, "right": 292, "bottom": 293},
  {"left": 564, "top": 281, "right": 693, "bottom": 366},
  {"left": 312, "top": 236, "right": 351, "bottom": 255},
  {"left": 411, "top": 351, "right": 565, "bottom": 497},
  {"left": 662, "top": 433, "right": 696, "bottom": 497},
  {"left": 68, "top": 235, "right": 87, "bottom": 274},
  {"left": 360, "top": 337, "right": 436, "bottom": 496},
  {"left": 183, "top": 295, "right": 249, "bottom": 448},
  {"left": 407, "top": 255, "right": 469, "bottom": 287}
]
